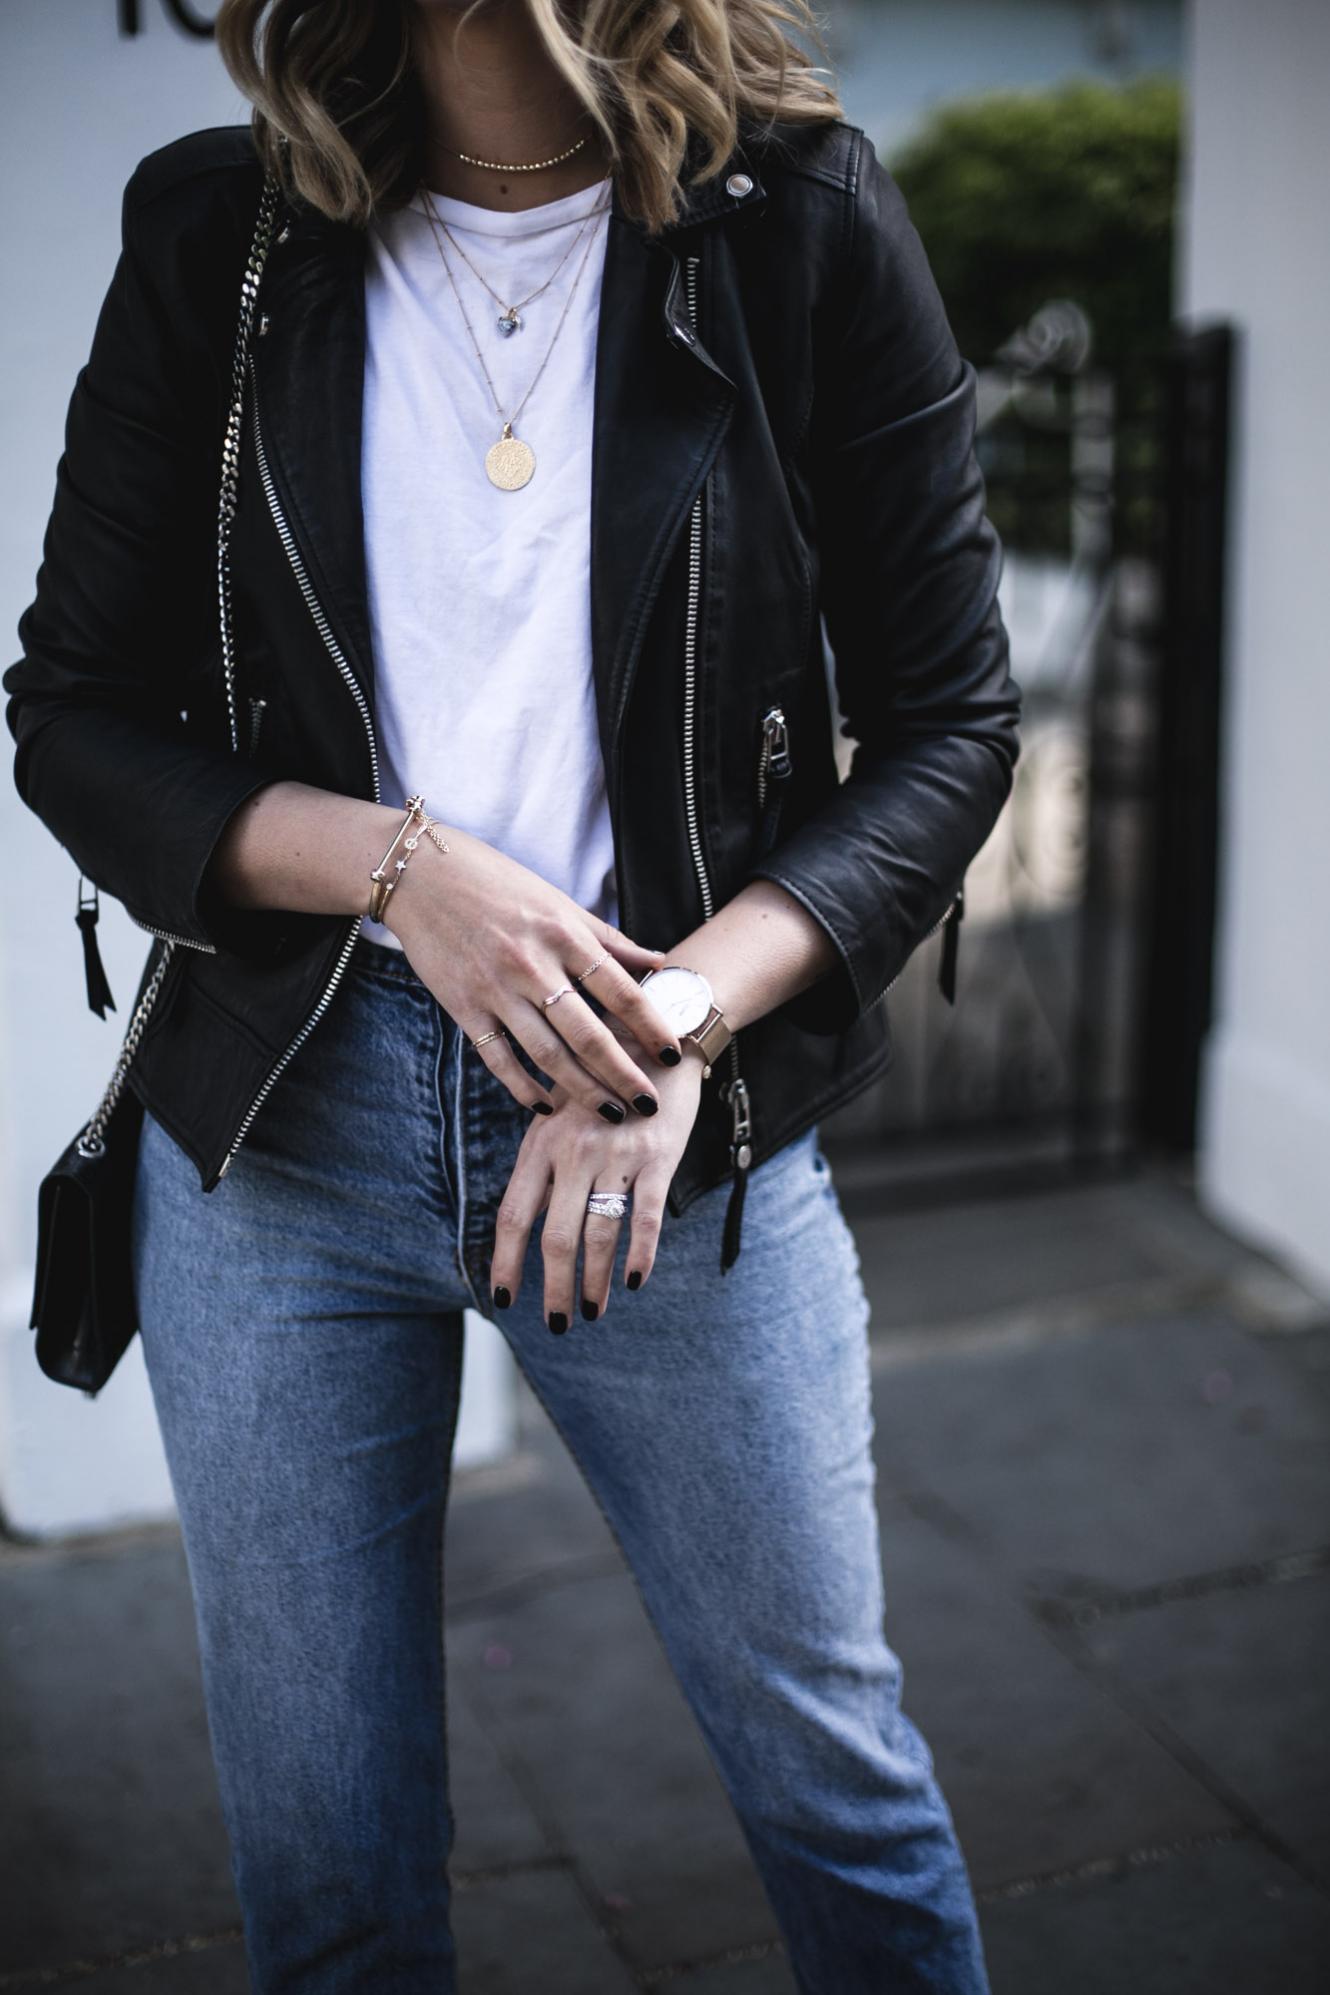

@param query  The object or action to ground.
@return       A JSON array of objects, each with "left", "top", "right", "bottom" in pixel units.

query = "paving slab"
[
  {"left": 675, "top": 1949, "right": 798, "bottom": 1993},
  {"left": 869, "top": 1513, "right": 1231, "bottom": 1890},
  {"left": 846, "top": 1172, "right": 1245, "bottom": 1335},
  {"left": 449, "top": 1566, "right": 781, "bottom": 1973},
  {"left": 447, "top": 1391, "right": 621, "bottom": 1618},
  {"left": 979, "top": 1835, "right": 1330, "bottom": 1995},
  {"left": 0, "top": 1534, "right": 240, "bottom": 1976},
  {"left": 1078, "top": 1569, "right": 1330, "bottom": 1884},
  {"left": 451, "top": 1865, "right": 638, "bottom": 1993},
  {"left": 446, "top": 1671, "right": 553, "bottom": 1876},
  {"left": 870, "top": 1311, "right": 1330, "bottom": 1596},
  {"left": 1262, "top": 1322, "right": 1330, "bottom": 1410},
  {"left": 65, "top": 1938, "right": 250, "bottom": 1993}
]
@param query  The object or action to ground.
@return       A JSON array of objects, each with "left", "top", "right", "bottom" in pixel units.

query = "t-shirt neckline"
[{"left": 411, "top": 174, "right": 614, "bottom": 240}]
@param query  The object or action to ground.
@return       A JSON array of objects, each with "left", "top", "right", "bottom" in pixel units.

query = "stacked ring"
[
  {"left": 586, "top": 1190, "right": 631, "bottom": 1219},
  {"left": 471, "top": 1028, "right": 505, "bottom": 1051}
]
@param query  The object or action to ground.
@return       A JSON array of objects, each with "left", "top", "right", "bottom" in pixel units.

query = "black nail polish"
[
  {"left": 493, "top": 1285, "right": 511, "bottom": 1310},
  {"left": 626, "top": 1269, "right": 642, "bottom": 1291},
  {"left": 598, "top": 1101, "right": 626, "bottom": 1123},
  {"left": 548, "top": 1310, "right": 568, "bottom": 1335},
  {"left": 633, "top": 1093, "right": 658, "bottom": 1117},
  {"left": 581, "top": 1296, "right": 599, "bottom": 1321},
  {"left": 531, "top": 1099, "right": 554, "bottom": 1115},
  {"left": 659, "top": 1046, "right": 682, "bottom": 1066}
]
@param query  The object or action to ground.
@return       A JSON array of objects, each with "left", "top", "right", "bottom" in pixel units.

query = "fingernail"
[
  {"left": 531, "top": 1099, "right": 554, "bottom": 1115},
  {"left": 598, "top": 1101, "right": 626, "bottom": 1123},
  {"left": 659, "top": 1046, "right": 682, "bottom": 1066},
  {"left": 548, "top": 1310, "right": 568, "bottom": 1335},
  {"left": 493, "top": 1285, "right": 511, "bottom": 1309},
  {"left": 581, "top": 1296, "right": 599, "bottom": 1320},
  {"left": 633, "top": 1093, "right": 658, "bottom": 1116},
  {"left": 626, "top": 1269, "right": 642, "bottom": 1291}
]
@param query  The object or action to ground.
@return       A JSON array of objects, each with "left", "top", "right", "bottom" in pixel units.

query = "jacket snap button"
[{"left": 725, "top": 173, "right": 753, "bottom": 198}]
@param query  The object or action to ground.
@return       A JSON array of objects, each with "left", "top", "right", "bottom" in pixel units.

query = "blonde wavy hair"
[{"left": 215, "top": 0, "right": 844, "bottom": 236}]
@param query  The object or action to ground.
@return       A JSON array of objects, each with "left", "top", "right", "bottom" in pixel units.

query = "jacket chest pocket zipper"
[
  {"left": 755, "top": 704, "right": 793, "bottom": 855},
  {"left": 247, "top": 695, "right": 268, "bottom": 757}
]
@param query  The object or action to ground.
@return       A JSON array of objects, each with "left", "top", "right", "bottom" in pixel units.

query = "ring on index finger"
[
  {"left": 586, "top": 1189, "right": 631, "bottom": 1220},
  {"left": 575, "top": 952, "right": 609, "bottom": 981}
]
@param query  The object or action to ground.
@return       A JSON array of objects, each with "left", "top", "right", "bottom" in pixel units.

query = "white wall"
[
  {"left": 0, "top": 1, "right": 515, "bottom": 1540},
  {"left": 1182, "top": 0, "right": 1330, "bottom": 1296}
]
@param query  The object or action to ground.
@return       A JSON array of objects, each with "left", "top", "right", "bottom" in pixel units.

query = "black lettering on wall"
[{"left": 117, "top": 0, "right": 218, "bottom": 38}]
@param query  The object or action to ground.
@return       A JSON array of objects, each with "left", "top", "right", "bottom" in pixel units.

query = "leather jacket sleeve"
[
  {"left": 744, "top": 139, "right": 1022, "bottom": 1034},
  {"left": 2, "top": 160, "right": 283, "bottom": 961}
]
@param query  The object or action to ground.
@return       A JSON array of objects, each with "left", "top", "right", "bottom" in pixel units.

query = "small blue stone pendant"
[{"left": 498, "top": 308, "right": 521, "bottom": 336}]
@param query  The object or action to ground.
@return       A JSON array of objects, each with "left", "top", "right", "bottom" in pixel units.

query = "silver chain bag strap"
[{"left": 28, "top": 168, "right": 282, "bottom": 1395}]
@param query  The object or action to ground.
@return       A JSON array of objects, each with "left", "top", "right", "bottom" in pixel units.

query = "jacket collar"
[{"left": 250, "top": 142, "right": 761, "bottom": 794}]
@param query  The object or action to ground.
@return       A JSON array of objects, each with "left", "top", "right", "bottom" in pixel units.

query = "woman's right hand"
[{"left": 384, "top": 818, "right": 683, "bottom": 1119}]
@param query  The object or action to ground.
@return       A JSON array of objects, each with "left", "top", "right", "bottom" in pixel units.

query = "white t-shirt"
[{"left": 358, "top": 173, "right": 619, "bottom": 950}]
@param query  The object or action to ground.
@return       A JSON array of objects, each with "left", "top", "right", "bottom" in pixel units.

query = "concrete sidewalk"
[{"left": 3, "top": 1159, "right": 1328, "bottom": 1992}]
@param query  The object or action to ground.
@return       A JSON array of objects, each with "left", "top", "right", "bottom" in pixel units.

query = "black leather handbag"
[{"left": 27, "top": 168, "right": 282, "bottom": 1396}]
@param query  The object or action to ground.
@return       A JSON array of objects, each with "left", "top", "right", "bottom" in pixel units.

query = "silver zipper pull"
[
  {"left": 757, "top": 706, "right": 792, "bottom": 808},
  {"left": 724, "top": 1074, "right": 753, "bottom": 1169},
  {"left": 760, "top": 705, "right": 792, "bottom": 775}
]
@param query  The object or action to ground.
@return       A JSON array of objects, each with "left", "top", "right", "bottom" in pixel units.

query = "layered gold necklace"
[{"left": 417, "top": 184, "right": 611, "bottom": 491}]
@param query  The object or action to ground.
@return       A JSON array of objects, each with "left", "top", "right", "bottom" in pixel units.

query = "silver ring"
[
  {"left": 471, "top": 1028, "right": 505, "bottom": 1050},
  {"left": 575, "top": 951, "right": 609, "bottom": 981},
  {"left": 586, "top": 1190, "right": 631, "bottom": 1220},
  {"left": 542, "top": 984, "right": 575, "bottom": 1008}
]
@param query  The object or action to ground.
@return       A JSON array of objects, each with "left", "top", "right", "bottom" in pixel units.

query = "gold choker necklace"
[{"left": 448, "top": 134, "right": 589, "bottom": 175}]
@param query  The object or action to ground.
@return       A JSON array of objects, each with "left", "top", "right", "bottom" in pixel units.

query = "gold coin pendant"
[{"left": 485, "top": 431, "right": 536, "bottom": 491}]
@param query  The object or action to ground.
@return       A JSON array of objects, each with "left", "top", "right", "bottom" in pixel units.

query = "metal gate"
[{"left": 820, "top": 307, "right": 1234, "bottom": 1204}]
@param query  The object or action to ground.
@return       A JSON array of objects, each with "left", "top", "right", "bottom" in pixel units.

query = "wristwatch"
[{"left": 637, "top": 965, "right": 732, "bottom": 1077}]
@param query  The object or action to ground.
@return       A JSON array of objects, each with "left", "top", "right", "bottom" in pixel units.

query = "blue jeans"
[{"left": 131, "top": 934, "right": 990, "bottom": 1994}]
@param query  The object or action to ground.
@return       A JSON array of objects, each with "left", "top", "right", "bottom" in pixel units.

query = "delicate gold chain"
[
  {"left": 413, "top": 183, "right": 608, "bottom": 328},
  {"left": 418, "top": 186, "right": 610, "bottom": 439},
  {"left": 411, "top": 195, "right": 613, "bottom": 248},
  {"left": 450, "top": 133, "right": 589, "bottom": 173}
]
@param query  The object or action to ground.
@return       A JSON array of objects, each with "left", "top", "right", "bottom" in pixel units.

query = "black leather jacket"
[{"left": 5, "top": 117, "right": 1021, "bottom": 1263}]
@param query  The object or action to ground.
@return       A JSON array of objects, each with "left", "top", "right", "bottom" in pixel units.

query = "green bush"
[{"left": 888, "top": 76, "right": 1182, "bottom": 374}]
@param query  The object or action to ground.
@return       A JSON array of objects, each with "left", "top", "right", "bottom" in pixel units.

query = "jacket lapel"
[
  {"left": 248, "top": 148, "right": 764, "bottom": 784},
  {"left": 588, "top": 185, "right": 738, "bottom": 776},
  {"left": 248, "top": 217, "right": 378, "bottom": 709}
]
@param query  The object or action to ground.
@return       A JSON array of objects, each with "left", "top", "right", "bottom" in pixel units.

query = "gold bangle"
[
  {"left": 367, "top": 795, "right": 451, "bottom": 923},
  {"left": 368, "top": 794, "right": 424, "bottom": 922}
]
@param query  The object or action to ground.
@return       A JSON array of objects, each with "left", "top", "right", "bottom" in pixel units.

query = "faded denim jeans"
[{"left": 131, "top": 933, "right": 991, "bottom": 1994}]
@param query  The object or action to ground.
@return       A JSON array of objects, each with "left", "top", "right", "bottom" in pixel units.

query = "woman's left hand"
[{"left": 488, "top": 1027, "right": 705, "bottom": 1329}]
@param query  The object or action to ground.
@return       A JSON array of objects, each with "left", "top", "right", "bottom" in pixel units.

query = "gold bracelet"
[
  {"left": 367, "top": 795, "right": 452, "bottom": 922},
  {"left": 368, "top": 794, "right": 422, "bottom": 922}
]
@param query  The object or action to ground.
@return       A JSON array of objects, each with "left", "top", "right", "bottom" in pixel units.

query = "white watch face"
[{"left": 640, "top": 966, "right": 714, "bottom": 1035}]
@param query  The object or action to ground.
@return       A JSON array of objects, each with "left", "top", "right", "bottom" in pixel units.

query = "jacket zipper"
[
  {"left": 755, "top": 702, "right": 793, "bottom": 860},
  {"left": 681, "top": 251, "right": 751, "bottom": 1267},
  {"left": 881, "top": 879, "right": 965, "bottom": 1000},
  {"left": 212, "top": 355, "right": 381, "bottom": 1183},
  {"left": 129, "top": 915, "right": 216, "bottom": 953},
  {"left": 248, "top": 694, "right": 268, "bottom": 756},
  {"left": 755, "top": 705, "right": 792, "bottom": 811}
]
